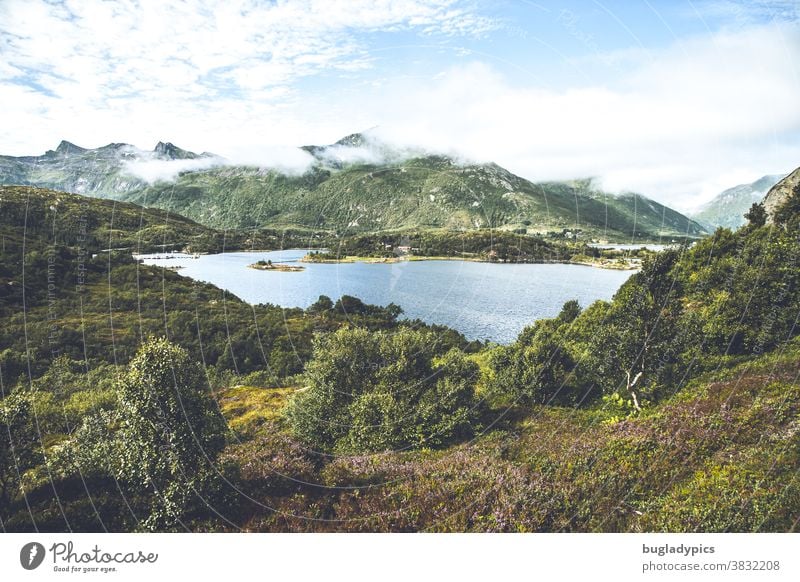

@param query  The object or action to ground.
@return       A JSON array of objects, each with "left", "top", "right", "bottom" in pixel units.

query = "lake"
[{"left": 135, "top": 249, "right": 634, "bottom": 343}]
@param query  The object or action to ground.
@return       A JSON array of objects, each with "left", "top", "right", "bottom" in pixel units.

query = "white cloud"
[
  {"left": 124, "top": 156, "right": 227, "bottom": 184},
  {"left": 0, "top": 2, "right": 798, "bottom": 210},
  {"left": 0, "top": 0, "right": 497, "bottom": 162},
  {"left": 0, "top": 0, "right": 495, "bottom": 106},
  {"left": 218, "top": 145, "right": 317, "bottom": 176},
  {"left": 359, "top": 24, "right": 800, "bottom": 209}
]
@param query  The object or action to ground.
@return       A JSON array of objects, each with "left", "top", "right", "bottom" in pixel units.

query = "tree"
[
  {"left": 415, "top": 348, "right": 483, "bottom": 445},
  {"left": 285, "top": 327, "right": 380, "bottom": 450},
  {"left": 307, "top": 295, "right": 334, "bottom": 314},
  {"left": 116, "top": 337, "right": 226, "bottom": 530},
  {"left": 556, "top": 299, "right": 582, "bottom": 324},
  {"left": 589, "top": 250, "right": 684, "bottom": 410},
  {"left": 0, "top": 389, "right": 41, "bottom": 519},
  {"left": 744, "top": 202, "right": 766, "bottom": 228},
  {"left": 488, "top": 325, "right": 579, "bottom": 406},
  {"left": 486, "top": 298, "right": 593, "bottom": 408}
]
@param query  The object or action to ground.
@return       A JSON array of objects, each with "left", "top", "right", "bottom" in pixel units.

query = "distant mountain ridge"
[
  {"left": 0, "top": 140, "right": 216, "bottom": 197},
  {"left": 691, "top": 174, "right": 785, "bottom": 230},
  {"left": 0, "top": 134, "right": 707, "bottom": 241}
]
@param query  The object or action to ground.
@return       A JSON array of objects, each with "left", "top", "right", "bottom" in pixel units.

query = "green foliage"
[
  {"left": 0, "top": 388, "right": 42, "bottom": 518},
  {"left": 328, "top": 229, "right": 576, "bottom": 263},
  {"left": 286, "top": 327, "right": 479, "bottom": 453},
  {"left": 307, "top": 294, "right": 334, "bottom": 314},
  {"left": 253, "top": 347, "right": 800, "bottom": 532},
  {"left": 121, "top": 154, "right": 705, "bottom": 240},
  {"left": 773, "top": 182, "right": 800, "bottom": 228},
  {"left": 487, "top": 317, "right": 582, "bottom": 406},
  {"left": 115, "top": 337, "right": 226, "bottom": 530},
  {"left": 489, "top": 219, "right": 800, "bottom": 414},
  {"left": 744, "top": 201, "right": 767, "bottom": 228}
]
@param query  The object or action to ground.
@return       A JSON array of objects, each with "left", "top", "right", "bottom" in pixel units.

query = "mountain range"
[
  {"left": 0, "top": 134, "right": 707, "bottom": 241},
  {"left": 690, "top": 174, "right": 785, "bottom": 230},
  {"left": 0, "top": 139, "right": 218, "bottom": 199}
]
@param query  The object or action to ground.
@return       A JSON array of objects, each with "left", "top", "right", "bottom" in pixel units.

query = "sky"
[{"left": 0, "top": 0, "right": 799, "bottom": 210}]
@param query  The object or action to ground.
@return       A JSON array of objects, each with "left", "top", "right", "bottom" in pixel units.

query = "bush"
[{"left": 285, "top": 327, "right": 479, "bottom": 453}]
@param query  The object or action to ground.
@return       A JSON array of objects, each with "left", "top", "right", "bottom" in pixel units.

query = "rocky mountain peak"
[
  {"left": 764, "top": 167, "right": 799, "bottom": 223},
  {"left": 333, "top": 132, "right": 370, "bottom": 148},
  {"left": 55, "top": 140, "right": 87, "bottom": 155},
  {"left": 153, "top": 141, "right": 199, "bottom": 160}
]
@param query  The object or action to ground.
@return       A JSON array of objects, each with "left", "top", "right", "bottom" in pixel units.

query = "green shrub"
[{"left": 286, "top": 327, "right": 479, "bottom": 453}]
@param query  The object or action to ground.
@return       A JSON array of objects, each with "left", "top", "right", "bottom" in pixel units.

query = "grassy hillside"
[
  {"left": 238, "top": 345, "right": 800, "bottom": 532},
  {"left": 2, "top": 183, "right": 798, "bottom": 533},
  {"left": 0, "top": 184, "right": 225, "bottom": 254},
  {"left": 0, "top": 184, "right": 354, "bottom": 255}
]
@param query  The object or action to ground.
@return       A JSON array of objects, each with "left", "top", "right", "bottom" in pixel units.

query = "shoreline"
[
  {"left": 137, "top": 249, "right": 640, "bottom": 271},
  {"left": 301, "top": 254, "right": 639, "bottom": 271}
]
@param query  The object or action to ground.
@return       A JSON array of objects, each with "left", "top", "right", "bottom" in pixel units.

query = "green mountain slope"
[
  {"left": 124, "top": 135, "right": 707, "bottom": 240},
  {"left": 691, "top": 174, "right": 784, "bottom": 230},
  {"left": 0, "top": 136, "right": 707, "bottom": 241},
  {"left": 0, "top": 184, "right": 224, "bottom": 254}
]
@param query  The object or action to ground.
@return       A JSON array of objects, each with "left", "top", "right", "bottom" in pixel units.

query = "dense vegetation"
[
  {"left": 1, "top": 183, "right": 798, "bottom": 532},
  {"left": 0, "top": 184, "right": 325, "bottom": 255}
]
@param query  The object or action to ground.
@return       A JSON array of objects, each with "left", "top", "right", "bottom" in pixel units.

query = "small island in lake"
[{"left": 248, "top": 259, "right": 305, "bottom": 272}]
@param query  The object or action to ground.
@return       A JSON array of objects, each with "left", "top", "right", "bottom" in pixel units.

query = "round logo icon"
[{"left": 20, "top": 542, "right": 46, "bottom": 570}]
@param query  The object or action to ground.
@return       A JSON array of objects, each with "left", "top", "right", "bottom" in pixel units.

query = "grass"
[{"left": 217, "top": 384, "right": 297, "bottom": 436}]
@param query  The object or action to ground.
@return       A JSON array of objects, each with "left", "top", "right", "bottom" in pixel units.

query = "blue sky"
[{"left": 0, "top": 0, "right": 799, "bottom": 208}]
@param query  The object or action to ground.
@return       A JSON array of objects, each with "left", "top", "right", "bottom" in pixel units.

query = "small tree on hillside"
[
  {"left": 744, "top": 202, "right": 766, "bottom": 228},
  {"left": 0, "top": 389, "right": 41, "bottom": 519},
  {"left": 117, "top": 337, "right": 226, "bottom": 531},
  {"left": 592, "top": 250, "right": 684, "bottom": 410}
]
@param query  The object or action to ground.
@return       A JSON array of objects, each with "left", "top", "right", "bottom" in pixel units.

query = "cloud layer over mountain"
[{"left": 0, "top": 1, "right": 798, "bottom": 209}]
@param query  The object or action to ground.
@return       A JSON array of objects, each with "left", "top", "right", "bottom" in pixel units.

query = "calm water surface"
[{"left": 136, "top": 250, "right": 633, "bottom": 343}]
